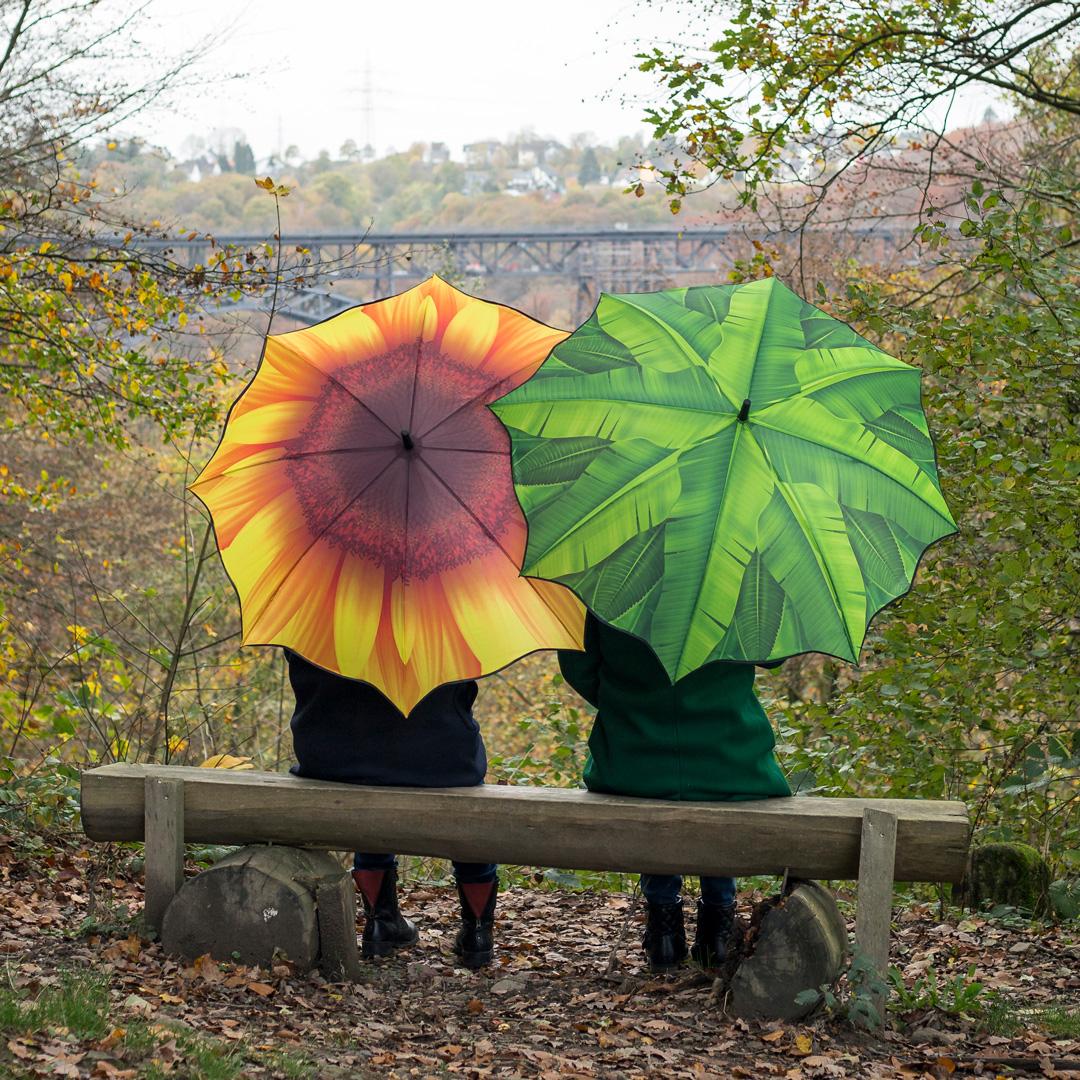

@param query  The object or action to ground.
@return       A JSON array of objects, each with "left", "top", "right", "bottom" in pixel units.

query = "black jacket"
[{"left": 286, "top": 651, "right": 486, "bottom": 787}]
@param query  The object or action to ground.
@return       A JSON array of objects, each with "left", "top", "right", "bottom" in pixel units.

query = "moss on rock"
[{"left": 961, "top": 842, "right": 1051, "bottom": 916}]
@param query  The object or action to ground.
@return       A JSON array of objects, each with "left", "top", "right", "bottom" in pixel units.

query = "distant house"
[
  {"left": 179, "top": 154, "right": 221, "bottom": 183},
  {"left": 464, "top": 140, "right": 502, "bottom": 167},
  {"left": 515, "top": 139, "right": 565, "bottom": 168},
  {"left": 506, "top": 165, "right": 563, "bottom": 196},
  {"left": 426, "top": 142, "right": 451, "bottom": 165}
]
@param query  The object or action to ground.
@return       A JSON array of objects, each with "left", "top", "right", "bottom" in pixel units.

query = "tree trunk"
[
  {"left": 729, "top": 880, "right": 849, "bottom": 1021},
  {"left": 161, "top": 845, "right": 357, "bottom": 974}
]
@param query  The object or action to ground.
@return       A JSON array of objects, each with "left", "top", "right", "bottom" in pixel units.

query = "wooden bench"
[{"left": 81, "top": 764, "right": 969, "bottom": 1005}]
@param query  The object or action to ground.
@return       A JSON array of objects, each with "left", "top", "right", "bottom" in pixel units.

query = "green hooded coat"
[{"left": 558, "top": 615, "right": 791, "bottom": 802}]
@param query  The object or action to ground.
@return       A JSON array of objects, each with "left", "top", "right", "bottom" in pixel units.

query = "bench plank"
[{"left": 82, "top": 764, "right": 969, "bottom": 883}]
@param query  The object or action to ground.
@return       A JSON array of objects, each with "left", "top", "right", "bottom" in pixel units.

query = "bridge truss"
[{"left": 150, "top": 227, "right": 909, "bottom": 324}]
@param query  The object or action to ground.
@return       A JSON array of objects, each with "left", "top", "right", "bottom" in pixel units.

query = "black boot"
[
  {"left": 454, "top": 878, "right": 497, "bottom": 969},
  {"left": 643, "top": 900, "right": 687, "bottom": 973},
  {"left": 691, "top": 899, "right": 737, "bottom": 969},
  {"left": 353, "top": 867, "right": 418, "bottom": 959}
]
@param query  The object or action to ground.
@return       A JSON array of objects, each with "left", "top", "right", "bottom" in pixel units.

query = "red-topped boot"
[
  {"left": 352, "top": 866, "right": 418, "bottom": 959},
  {"left": 454, "top": 878, "right": 497, "bottom": 969}
]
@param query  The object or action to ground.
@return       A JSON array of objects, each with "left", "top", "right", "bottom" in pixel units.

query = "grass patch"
[
  {"left": 975, "top": 994, "right": 1080, "bottom": 1039},
  {"left": 0, "top": 968, "right": 319, "bottom": 1079},
  {"left": 0, "top": 970, "right": 110, "bottom": 1039}
]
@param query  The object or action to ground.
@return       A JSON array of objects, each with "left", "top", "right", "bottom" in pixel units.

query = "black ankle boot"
[
  {"left": 353, "top": 867, "right": 418, "bottom": 959},
  {"left": 454, "top": 878, "right": 497, "bottom": 969},
  {"left": 643, "top": 900, "right": 687, "bottom": 973},
  {"left": 690, "top": 899, "right": 737, "bottom": 969}
]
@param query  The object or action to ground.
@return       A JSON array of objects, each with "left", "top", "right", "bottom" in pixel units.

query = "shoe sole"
[
  {"left": 647, "top": 960, "right": 686, "bottom": 974},
  {"left": 361, "top": 930, "right": 419, "bottom": 959},
  {"left": 454, "top": 949, "right": 493, "bottom": 969}
]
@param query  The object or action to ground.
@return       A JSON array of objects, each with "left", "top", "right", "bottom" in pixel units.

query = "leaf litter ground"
[{"left": 0, "top": 835, "right": 1077, "bottom": 1078}]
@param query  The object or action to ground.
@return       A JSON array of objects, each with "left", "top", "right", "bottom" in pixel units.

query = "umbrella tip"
[
  {"left": 738, "top": 398, "right": 751, "bottom": 423},
  {"left": 401, "top": 430, "right": 415, "bottom": 451}
]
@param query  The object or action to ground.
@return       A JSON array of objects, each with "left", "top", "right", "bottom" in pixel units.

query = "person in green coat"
[{"left": 558, "top": 613, "right": 791, "bottom": 973}]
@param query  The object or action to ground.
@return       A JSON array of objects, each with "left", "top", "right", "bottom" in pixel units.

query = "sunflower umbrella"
[
  {"left": 490, "top": 277, "right": 957, "bottom": 682},
  {"left": 191, "top": 276, "right": 585, "bottom": 712}
]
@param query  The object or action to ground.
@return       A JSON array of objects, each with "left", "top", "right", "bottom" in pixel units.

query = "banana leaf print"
[{"left": 491, "top": 277, "right": 957, "bottom": 681}]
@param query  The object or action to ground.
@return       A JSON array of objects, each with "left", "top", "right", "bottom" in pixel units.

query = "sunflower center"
[{"left": 285, "top": 344, "right": 520, "bottom": 581}]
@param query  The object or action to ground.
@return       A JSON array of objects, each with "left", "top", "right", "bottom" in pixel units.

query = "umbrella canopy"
[
  {"left": 191, "top": 276, "right": 584, "bottom": 712},
  {"left": 491, "top": 277, "right": 957, "bottom": 682}
]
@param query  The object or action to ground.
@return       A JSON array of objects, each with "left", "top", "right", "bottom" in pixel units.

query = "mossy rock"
[
  {"left": 958, "top": 842, "right": 1051, "bottom": 916},
  {"left": 1049, "top": 879, "right": 1080, "bottom": 921}
]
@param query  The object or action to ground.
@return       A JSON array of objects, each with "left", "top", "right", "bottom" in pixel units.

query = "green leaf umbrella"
[{"left": 490, "top": 277, "right": 957, "bottom": 681}]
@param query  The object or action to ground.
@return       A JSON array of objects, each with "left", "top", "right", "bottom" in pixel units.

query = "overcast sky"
[
  {"left": 135, "top": 0, "right": 1000, "bottom": 161},
  {"left": 136, "top": 0, "right": 682, "bottom": 159}
]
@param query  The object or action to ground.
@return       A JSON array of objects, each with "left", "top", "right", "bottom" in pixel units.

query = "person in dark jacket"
[
  {"left": 286, "top": 650, "right": 498, "bottom": 968},
  {"left": 558, "top": 615, "right": 790, "bottom": 973}
]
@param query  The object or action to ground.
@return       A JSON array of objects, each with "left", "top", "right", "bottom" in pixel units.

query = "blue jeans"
[
  {"left": 641, "top": 874, "right": 736, "bottom": 907},
  {"left": 354, "top": 852, "right": 497, "bottom": 884}
]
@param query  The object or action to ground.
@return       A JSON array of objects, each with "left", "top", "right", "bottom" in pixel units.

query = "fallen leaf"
[
  {"left": 94, "top": 1064, "right": 137, "bottom": 1078},
  {"left": 199, "top": 753, "right": 254, "bottom": 770},
  {"left": 762, "top": 1029, "right": 786, "bottom": 1043},
  {"left": 792, "top": 1034, "right": 813, "bottom": 1056},
  {"left": 103, "top": 934, "right": 142, "bottom": 962},
  {"left": 246, "top": 981, "right": 275, "bottom": 997},
  {"left": 191, "top": 954, "right": 224, "bottom": 984},
  {"left": 97, "top": 1028, "right": 126, "bottom": 1050},
  {"left": 466, "top": 997, "right": 484, "bottom": 1014}
]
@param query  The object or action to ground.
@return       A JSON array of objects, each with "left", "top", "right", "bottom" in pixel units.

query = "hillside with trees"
[{"left": 81, "top": 132, "right": 690, "bottom": 235}]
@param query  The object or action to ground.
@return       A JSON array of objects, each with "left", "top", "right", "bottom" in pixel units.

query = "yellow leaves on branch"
[{"left": 255, "top": 176, "right": 291, "bottom": 198}]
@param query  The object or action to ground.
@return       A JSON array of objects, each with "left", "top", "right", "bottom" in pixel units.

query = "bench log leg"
[
  {"left": 143, "top": 777, "right": 184, "bottom": 935},
  {"left": 316, "top": 876, "right": 363, "bottom": 982},
  {"left": 855, "top": 807, "right": 898, "bottom": 1026}
]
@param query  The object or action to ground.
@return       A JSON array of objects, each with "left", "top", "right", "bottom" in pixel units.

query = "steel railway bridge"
[{"left": 148, "top": 227, "right": 909, "bottom": 324}]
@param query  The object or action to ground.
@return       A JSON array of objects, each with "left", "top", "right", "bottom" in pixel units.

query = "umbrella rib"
[
  {"left": 740, "top": 277, "right": 778, "bottom": 407},
  {"left": 609, "top": 295, "right": 739, "bottom": 411},
  {"left": 421, "top": 446, "right": 505, "bottom": 455},
  {"left": 751, "top": 415, "right": 954, "bottom": 525},
  {"left": 240, "top": 455, "right": 401, "bottom": 640},
  {"left": 416, "top": 358, "right": 541, "bottom": 441},
  {"left": 500, "top": 394, "right": 732, "bottom": 417},
  {"left": 521, "top": 576, "right": 586, "bottom": 645},
  {"left": 524, "top": 446, "right": 686, "bottom": 568},
  {"left": 673, "top": 424, "right": 748, "bottom": 675},
  {"left": 193, "top": 446, "right": 396, "bottom": 485},
  {"left": 414, "top": 456, "right": 521, "bottom": 570},
  {"left": 407, "top": 331, "right": 423, "bottom": 434},
  {"left": 749, "top": 428, "right": 858, "bottom": 658},
  {"left": 401, "top": 451, "right": 413, "bottom": 586},
  {"left": 283, "top": 346, "right": 400, "bottom": 440},
  {"left": 773, "top": 361, "right": 910, "bottom": 401}
]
